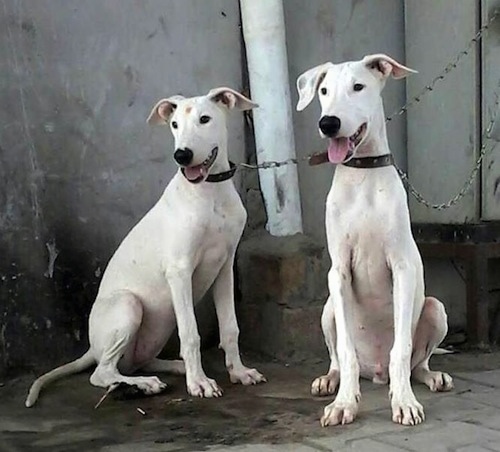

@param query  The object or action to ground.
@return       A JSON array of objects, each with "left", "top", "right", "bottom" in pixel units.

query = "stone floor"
[{"left": 1, "top": 349, "right": 500, "bottom": 451}]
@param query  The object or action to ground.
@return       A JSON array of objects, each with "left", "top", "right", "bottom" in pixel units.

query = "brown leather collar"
[
  {"left": 206, "top": 161, "right": 237, "bottom": 182},
  {"left": 308, "top": 152, "right": 394, "bottom": 168},
  {"left": 342, "top": 154, "right": 394, "bottom": 168}
]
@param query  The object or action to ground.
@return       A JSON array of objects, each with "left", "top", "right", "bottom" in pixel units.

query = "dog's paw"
[
  {"left": 123, "top": 376, "right": 167, "bottom": 395},
  {"left": 187, "top": 376, "right": 223, "bottom": 398},
  {"left": 311, "top": 370, "right": 340, "bottom": 396},
  {"left": 229, "top": 367, "right": 267, "bottom": 385},
  {"left": 320, "top": 394, "right": 360, "bottom": 427},
  {"left": 390, "top": 393, "right": 425, "bottom": 426},
  {"left": 423, "top": 371, "right": 454, "bottom": 392}
]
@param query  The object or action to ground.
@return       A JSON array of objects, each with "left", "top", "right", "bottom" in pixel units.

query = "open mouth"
[
  {"left": 181, "top": 147, "right": 218, "bottom": 184},
  {"left": 327, "top": 123, "right": 367, "bottom": 164}
]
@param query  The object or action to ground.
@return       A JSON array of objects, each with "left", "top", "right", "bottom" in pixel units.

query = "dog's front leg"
[
  {"left": 321, "top": 267, "right": 361, "bottom": 427},
  {"left": 167, "top": 266, "right": 222, "bottom": 398},
  {"left": 389, "top": 261, "right": 424, "bottom": 425},
  {"left": 213, "top": 258, "right": 266, "bottom": 385},
  {"left": 311, "top": 297, "right": 340, "bottom": 396}
]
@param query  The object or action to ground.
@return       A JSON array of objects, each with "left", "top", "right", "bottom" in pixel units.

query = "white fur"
[
  {"left": 26, "top": 87, "right": 265, "bottom": 407},
  {"left": 297, "top": 54, "right": 453, "bottom": 427}
]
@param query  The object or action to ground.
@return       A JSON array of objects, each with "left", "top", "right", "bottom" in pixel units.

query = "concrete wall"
[
  {"left": 406, "top": 0, "right": 480, "bottom": 224},
  {"left": 0, "top": 0, "right": 245, "bottom": 374},
  {"left": 482, "top": 0, "right": 500, "bottom": 220}
]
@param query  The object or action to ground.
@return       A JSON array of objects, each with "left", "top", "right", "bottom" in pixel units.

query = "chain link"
[{"left": 239, "top": 10, "right": 500, "bottom": 210}]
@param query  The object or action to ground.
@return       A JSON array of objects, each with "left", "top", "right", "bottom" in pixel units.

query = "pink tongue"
[
  {"left": 327, "top": 137, "right": 350, "bottom": 164},
  {"left": 184, "top": 165, "right": 207, "bottom": 181}
]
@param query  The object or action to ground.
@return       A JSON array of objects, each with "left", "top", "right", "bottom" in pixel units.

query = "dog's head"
[
  {"left": 148, "top": 87, "right": 257, "bottom": 184},
  {"left": 296, "top": 54, "right": 416, "bottom": 164}
]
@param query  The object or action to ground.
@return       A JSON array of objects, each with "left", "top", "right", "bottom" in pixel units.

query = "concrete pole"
[{"left": 240, "top": 0, "right": 303, "bottom": 236}]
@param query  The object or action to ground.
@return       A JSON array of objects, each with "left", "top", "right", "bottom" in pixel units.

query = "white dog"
[
  {"left": 296, "top": 54, "right": 453, "bottom": 427},
  {"left": 26, "top": 87, "right": 266, "bottom": 407}
]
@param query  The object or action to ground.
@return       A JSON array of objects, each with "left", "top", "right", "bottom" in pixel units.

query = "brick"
[
  {"left": 460, "top": 388, "right": 500, "bottom": 409},
  {"left": 237, "top": 231, "right": 329, "bottom": 361},
  {"left": 422, "top": 392, "right": 496, "bottom": 422},
  {"left": 237, "top": 232, "right": 328, "bottom": 308},
  {"left": 455, "top": 446, "right": 494, "bottom": 452},
  {"left": 454, "top": 370, "right": 500, "bottom": 388},
  {"left": 378, "top": 421, "right": 500, "bottom": 452},
  {"left": 204, "top": 444, "right": 319, "bottom": 452},
  {"left": 238, "top": 302, "right": 325, "bottom": 362},
  {"left": 486, "top": 443, "right": 500, "bottom": 452},
  {"left": 244, "top": 188, "right": 267, "bottom": 231},
  {"left": 347, "top": 438, "right": 410, "bottom": 452},
  {"left": 100, "top": 443, "right": 186, "bottom": 452},
  {"left": 305, "top": 411, "right": 438, "bottom": 451}
]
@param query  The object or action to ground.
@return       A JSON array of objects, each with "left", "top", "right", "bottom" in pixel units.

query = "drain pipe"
[{"left": 240, "top": 0, "right": 303, "bottom": 236}]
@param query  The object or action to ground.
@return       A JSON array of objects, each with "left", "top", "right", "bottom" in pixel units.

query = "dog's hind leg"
[
  {"left": 411, "top": 297, "right": 454, "bottom": 392},
  {"left": 89, "top": 291, "right": 167, "bottom": 395},
  {"left": 141, "top": 359, "right": 185, "bottom": 375},
  {"left": 311, "top": 297, "right": 340, "bottom": 397}
]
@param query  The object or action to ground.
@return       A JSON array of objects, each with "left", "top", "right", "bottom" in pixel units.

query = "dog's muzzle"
[
  {"left": 180, "top": 147, "right": 218, "bottom": 184},
  {"left": 326, "top": 123, "right": 367, "bottom": 164}
]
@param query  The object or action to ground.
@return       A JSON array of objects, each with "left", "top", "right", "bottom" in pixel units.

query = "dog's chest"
[
  {"left": 188, "top": 199, "right": 245, "bottom": 294},
  {"left": 208, "top": 196, "right": 245, "bottom": 239},
  {"left": 327, "top": 169, "right": 403, "bottom": 241},
  {"left": 195, "top": 196, "right": 246, "bottom": 263}
]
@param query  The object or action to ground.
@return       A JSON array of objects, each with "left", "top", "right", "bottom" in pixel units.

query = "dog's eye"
[
  {"left": 353, "top": 83, "right": 365, "bottom": 92},
  {"left": 200, "top": 115, "right": 211, "bottom": 124},
  {"left": 172, "top": 121, "right": 178, "bottom": 129},
  {"left": 320, "top": 87, "right": 328, "bottom": 95}
]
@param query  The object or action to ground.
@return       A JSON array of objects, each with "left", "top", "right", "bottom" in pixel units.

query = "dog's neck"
[
  {"left": 210, "top": 142, "right": 231, "bottom": 174},
  {"left": 354, "top": 103, "right": 390, "bottom": 158},
  {"left": 210, "top": 126, "right": 231, "bottom": 173}
]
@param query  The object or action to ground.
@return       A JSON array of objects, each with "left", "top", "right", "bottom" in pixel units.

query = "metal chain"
[
  {"left": 239, "top": 10, "right": 500, "bottom": 210},
  {"left": 386, "top": 9, "right": 499, "bottom": 122},
  {"left": 396, "top": 80, "right": 500, "bottom": 210},
  {"left": 239, "top": 157, "right": 300, "bottom": 170}
]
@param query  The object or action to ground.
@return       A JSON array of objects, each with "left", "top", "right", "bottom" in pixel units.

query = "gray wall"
[
  {"left": 0, "top": 0, "right": 245, "bottom": 374},
  {"left": 482, "top": 0, "right": 500, "bottom": 220},
  {"left": 403, "top": 0, "right": 478, "bottom": 333},
  {"left": 406, "top": 0, "right": 480, "bottom": 223}
]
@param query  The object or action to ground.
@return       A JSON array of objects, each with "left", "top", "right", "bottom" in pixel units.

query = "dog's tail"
[
  {"left": 25, "top": 350, "right": 95, "bottom": 407},
  {"left": 434, "top": 347, "right": 455, "bottom": 355}
]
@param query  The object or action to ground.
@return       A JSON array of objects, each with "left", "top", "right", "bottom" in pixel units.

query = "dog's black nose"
[
  {"left": 174, "top": 148, "right": 193, "bottom": 166},
  {"left": 319, "top": 116, "right": 341, "bottom": 137}
]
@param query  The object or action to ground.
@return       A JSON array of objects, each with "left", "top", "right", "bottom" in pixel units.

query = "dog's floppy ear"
[
  {"left": 363, "top": 54, "right": 417, "bottom": 80},
  {"left": 296, "top": 62, "right": 334, "bottom": 111},
  {"left": 207, "top": 87, "right": 258, "bottom": 111},
  {"left": 147, "top": 95, "right": 185, "bottom": 124}
]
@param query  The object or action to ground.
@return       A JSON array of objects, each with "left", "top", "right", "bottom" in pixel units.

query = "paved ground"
[{"left": 1, "top": 349, "right": 500, "bottom": 451}]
